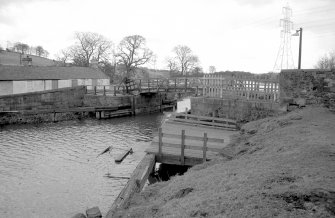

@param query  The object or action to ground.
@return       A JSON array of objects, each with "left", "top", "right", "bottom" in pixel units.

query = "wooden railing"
[
  {"left": 85, "top": 77, "right": 203, "bottom": 95},
  {"left": 154, "top": 128, "right": 224, "bottom": 164},
  {"left": 85, "top": 85, "right": 132, "bottom": 96},
  {"left": 202, "top": 74, "right": 279, "bottom": 102},
  {"left": 167, "top": 113, "right": 237, "bottom": 129}
]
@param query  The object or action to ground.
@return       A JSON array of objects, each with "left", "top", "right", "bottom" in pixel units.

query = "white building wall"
[
  {"left": 13, "top": 81, "right": 28, "bottom": 94},
  {"left": 0, "top": 81, "right": 13, "bottom": 96},
  {"left": 45, "top": 80, "right": 53, "bottom": 90},
  {"left": 58, "top": 80, "right": 72, "bottom": 88}
]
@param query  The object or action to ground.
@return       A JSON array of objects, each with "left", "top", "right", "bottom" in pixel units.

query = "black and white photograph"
[{"left": 0, "top": 0, "right": 334, "bottom": 217}]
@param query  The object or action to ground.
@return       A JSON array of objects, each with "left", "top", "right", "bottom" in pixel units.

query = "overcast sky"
[{"left": 0, "top": 0, "right": 334, "bottom": 73}]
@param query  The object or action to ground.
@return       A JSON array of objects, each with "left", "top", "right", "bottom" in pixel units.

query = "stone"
[
  {"left": 86, "top": 207, "right": 102, "bottom": 218},
  {"left": 72, "top": 213, "right": 86, "bottom": 218}
]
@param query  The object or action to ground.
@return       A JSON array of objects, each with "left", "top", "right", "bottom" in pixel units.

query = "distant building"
[{"left": 0, "top": 66, "right": 110, "bottom": 96}]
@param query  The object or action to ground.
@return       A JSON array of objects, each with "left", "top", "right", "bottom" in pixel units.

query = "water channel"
[{"left": 0, "top": 99, "right": 190, "bottom": 218}]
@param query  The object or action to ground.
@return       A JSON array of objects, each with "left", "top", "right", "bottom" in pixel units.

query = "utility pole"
[
  {"left": 292, "top": 27, "right": 303, "bottom": 69},
  {"left": 298, "top": 27, "right": 302, "bottom": 69}
]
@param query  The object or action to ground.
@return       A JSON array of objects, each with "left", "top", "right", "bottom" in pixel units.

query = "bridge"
[{"left": 85, "top": 77, "right": 203, "bottom": 96}]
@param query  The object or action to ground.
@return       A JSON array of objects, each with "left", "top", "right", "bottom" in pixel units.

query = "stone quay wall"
[
  {"left": 190, "top": 97, "right": 280, "bottom": 122},
  {"left": 0, "top": 86, "right": 86, "bottom": 111},
  {"left": 279, "top": 69, "right": 335, "bottom": 110}
]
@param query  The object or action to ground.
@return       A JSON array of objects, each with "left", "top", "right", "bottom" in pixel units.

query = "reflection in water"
[{"left": 0, "top": 98, "right": 190, "bottom": 218}]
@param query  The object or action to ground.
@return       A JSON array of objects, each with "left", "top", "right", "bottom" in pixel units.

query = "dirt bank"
[{"left": 113, "top": 106, "right": 335, "bottom": 218}]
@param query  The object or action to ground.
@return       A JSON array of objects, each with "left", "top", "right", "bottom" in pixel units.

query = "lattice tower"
[{"left": 273, "top": 3, "right": 295, "bottom": 72}]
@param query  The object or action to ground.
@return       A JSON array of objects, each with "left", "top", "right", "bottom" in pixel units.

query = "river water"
[{"left": 0, "top": 99, "right": 190, "bottom": 218}]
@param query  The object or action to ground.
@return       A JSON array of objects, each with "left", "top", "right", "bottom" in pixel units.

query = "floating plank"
[
  {"left": 106, "top": 153, "right": 156, "bottom": 218},
  {"left": 115, "top": 148, "right": 133, "bottom": 163}
]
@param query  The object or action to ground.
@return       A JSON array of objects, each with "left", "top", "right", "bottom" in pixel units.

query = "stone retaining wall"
[
  {"left": 0, "top": 86, "right": 86, "bottom": 111},
  {"left": 191, "top": 97, "right": 281, "bottom": 122},
  {"left": 279, "top": 69, "right": 335, "bottom": 109}
]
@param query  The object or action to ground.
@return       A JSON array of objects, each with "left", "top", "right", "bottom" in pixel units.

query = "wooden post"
[
  {"left": 185, "top": 78, "right": 187, "bottom": 93},
  {"left": 158, "top": 128, "right": 163, "bottom": 156},
  {"left": 103, "top": 86, "right": 106, "bottom": 96},
  {"left": 53, "top": 111, "right": 56, "bottom": 122},
  {"left": 148, "top": 79, "right": 150, "bottom": 92},
  {"left": 139, "top": 79, "right": 142, "bottom": 92},
  {"left": 132, "top": 95, "right": 136, "bottom": 116},
  {"left": 94, "top": 86, "right": 97, "bottom": 95},
  {"left": 181, "top": 130, "right": 185, "bottom": 165},
  {"left": 159, "top": 93, "right": 162, "bottom": 112},
  {"left": 203, "top": 133, "right": 208, "bottom": 163},
  {"left": 114, "top": 86, "right": 116, "bottom": 96},
  {"left": 174, "top": 79, "right": 177, "bottom": 93}
]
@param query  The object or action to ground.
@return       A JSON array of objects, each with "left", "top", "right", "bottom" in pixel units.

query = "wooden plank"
[
  {"left": 161, "top": 132, "right": 224, "bottom": 143},
  {"left": 169, "top": 117, "right": 236, "bottom": 128},
  {"left": 115, "top": 148, "right": 133, "bottom": 163},
  {"left": 151, "top": 142, "right": 222, "bottom": 152},
  {"left": 172, "top": 113, "right": 237, "bottom": 124},
  {"left": 203, "top": 133, "right": 208, "bottom": 163},
  {"left": 158, "top": 127, "right": 162, "bottom": 155},
  {"left": 106, "top": 154, "right": 156, "bottom": 218},
  {"left": 181, "top": 130, "right": 185, "bottom": 165}
]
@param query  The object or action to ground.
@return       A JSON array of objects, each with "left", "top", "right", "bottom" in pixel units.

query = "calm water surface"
[{"left": 0, "top": 99, "right": 189, "bottom": 218}]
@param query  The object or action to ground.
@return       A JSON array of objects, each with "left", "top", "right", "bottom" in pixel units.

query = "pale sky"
[{"left": 0, "top": 0, "right": 334, "bottom": 73}]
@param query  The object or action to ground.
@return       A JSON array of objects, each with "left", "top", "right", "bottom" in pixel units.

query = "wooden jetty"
[
  {"left": 107, "top": 114, "right": 237, "bottom": 217},
  {"left": 146, "top": 116, "right": 237, "bottom": 166}
]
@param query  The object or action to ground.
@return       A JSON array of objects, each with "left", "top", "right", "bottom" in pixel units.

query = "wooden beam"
[
  {"left": 115, "top": 148, "right": 133, "bottom": 163},
  {"left": 106, "top": 154, "right": 156, "bottom": 218},
  {"left": 181, "top": 130, "right": 185, "bottom": 165},
  {"left": 203, "top": 133, "right": 208, "bottom": 163}
]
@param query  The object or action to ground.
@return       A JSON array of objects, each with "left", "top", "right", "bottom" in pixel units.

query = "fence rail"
[
  {"left": 155, "top": 128, "right": 224, "bottom": 164},
  {"left": 85, "top": 77, "right": 203, "bottom": 96},
  {"left": 167, "top": 113, "right": 237, "bottom": 129},
  {"left": 202, "top": 74, "right": 279, "bottom": 102}
]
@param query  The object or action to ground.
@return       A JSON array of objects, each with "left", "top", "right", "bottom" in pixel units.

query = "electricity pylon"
[{"left": 273, "top": 3, "right": 295, "bottom": 72}]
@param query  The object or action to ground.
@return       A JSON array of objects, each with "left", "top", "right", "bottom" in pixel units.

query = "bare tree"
[
  {"left": 35, "top": 46, "right": 45, "bottom": 56},
  {"left": 71, "top": 32, "right": 113, "bottom": 67},
  {"left": 209, "top": 66, "right": 216, "bottom": 74},
  {"left": 56, "top": 49, "right": 71, "bottom": 65},
  {"left": 13, "top": 42, "right": 29, "bottom": 54},
  {"left": 116, "top": 35, "right": 153, "bottom": 77},
  {"left": 315, "top": 51, "right": 335, "bottom": 70},
  {"left": 172, "top": 45, "right": 199, "bottom": 76},
  {"left": 166, "top": 57, "right": 179, "bottom": 73}
]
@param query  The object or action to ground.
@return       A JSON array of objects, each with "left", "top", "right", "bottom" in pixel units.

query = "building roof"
[{"left": 0, "top": 65, "right": 109, "bottom": 81}]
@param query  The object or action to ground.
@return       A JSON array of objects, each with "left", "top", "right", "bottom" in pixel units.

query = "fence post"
[
  {"left": 196, "top": 86, "right": 198, "bottom": 97},
  {"left": 181, "top": 130, "right": 185, "bottom": 165},
  {"left": 103, "top": 86, "right": 106, "bottom": 96},
  {"left": 114, "top": 86, "right": 116, "bottom": 96},
  {"left": 158, "top": 127, "right": 163, "bottom": 156},
  {"left": 185, "top": 78, "right": 187, "bottom": 93},
  {"left": 94, "top": 86, "right": 97, "bottom": 95},
  {"left": 139, "top": 79, "right": 142, "bottom": 92},
  {"left": 148, "top": 79, "right": 150, "bottom": 92},
  {"left": 174, "top": 79, "right": 177, "bottom": 93},
  {"left": 203, "top": 133, "right": 208, "bottom": 163}
]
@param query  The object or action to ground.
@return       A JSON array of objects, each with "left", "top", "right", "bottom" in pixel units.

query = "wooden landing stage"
[
  {"left": 107, "top": 114, "right": 238, "bottom": 217},
  {"left": 145, "top": 114, "right": 237, "bottom": 166}
]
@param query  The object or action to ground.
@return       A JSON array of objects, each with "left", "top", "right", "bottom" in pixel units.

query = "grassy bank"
[{"left": 113, "top": 106, "right": 335, "bottom": 217}]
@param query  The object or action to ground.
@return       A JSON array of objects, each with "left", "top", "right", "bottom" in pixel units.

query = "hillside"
[
  {"left": 0, "top": 51, "right": 55, "bottom": 66},
  {"left": 114, "top": 106, "right": 335, "bottom": 218}
]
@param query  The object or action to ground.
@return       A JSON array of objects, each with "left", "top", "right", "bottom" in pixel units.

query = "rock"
[
  {"left": 72, "top": 213, "right": 86, "bottom": 218},
  {"left": 86, "top": 207, "right": 102, "bottom": 218}
]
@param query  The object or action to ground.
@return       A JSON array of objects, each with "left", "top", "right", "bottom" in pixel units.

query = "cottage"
[{"left": 0, "top": 65, "right": 110, "bottom": 96}]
